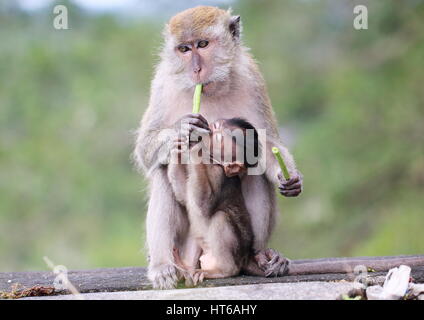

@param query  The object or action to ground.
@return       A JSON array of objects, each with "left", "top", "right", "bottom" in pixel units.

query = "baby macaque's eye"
[
  {"left": 178, "top": 45, "right": 190, "bottom": 53},
  {"left": 197, "top": 40, "right": 209, "bottom": 48}
]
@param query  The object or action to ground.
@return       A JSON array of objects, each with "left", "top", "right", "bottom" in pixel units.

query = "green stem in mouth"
[
  {"left": 272, "top": 147, "right": 290, "bottom": 180},
  {"left": 192, "top": 84, "right": 203, "bottom": 114}
]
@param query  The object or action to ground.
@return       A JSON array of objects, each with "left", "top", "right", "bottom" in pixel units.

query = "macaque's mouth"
[
  {"left": 200, "top": 81, "right": 216, "bottom": 95},
  {"left": 202, "top": 81, "right": 213, "bottom": 88}
]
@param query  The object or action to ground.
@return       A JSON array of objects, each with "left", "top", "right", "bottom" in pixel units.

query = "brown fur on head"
[
  {"left": 169, "top": 6, "right": 226, "bottom": 42},
  {"left": 162, "top": 6, "right": 242, "bottom": 94}
]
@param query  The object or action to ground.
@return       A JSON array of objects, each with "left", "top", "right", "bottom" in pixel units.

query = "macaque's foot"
[
  {"left": 278, "top": 171, "right": 303, "bottom": 197},
  {"left": 148, "top": 263, "right": 180, "bottom": 290},
  {"left": 171, "top": 247, "right": 202, "bottom": 287},
  {"left": 254, "top": 248, "right": 291, "bottom": 277},
  {"left": 182, "top": 270, "right": 205, "bottom": 287},
  {"left": 186, "top": 270, "right": 205, "bottom": 287}
]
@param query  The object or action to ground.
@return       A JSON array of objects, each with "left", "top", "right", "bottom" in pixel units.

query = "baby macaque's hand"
[
  {"left": 175, "top": 113, "right": 210, "bottom": 147},
  {"left": 278, "top": 171, "right": 302, "bottom": 197}
]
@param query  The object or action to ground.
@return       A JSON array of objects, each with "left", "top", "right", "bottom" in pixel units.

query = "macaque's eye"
[
  {"left": 197, "top": 40, "right": 209, "bottom": 48},
  {"left": 178, "top": 45, "right": 190, "bottom": 53}
]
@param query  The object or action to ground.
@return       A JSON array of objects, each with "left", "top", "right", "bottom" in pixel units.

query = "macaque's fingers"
[
  {"left": 282, "top": 175, "right": 300, "bottom": 186},
  {"left": 263, "top": 249, "right": 290, "bottom": 277},
  {"left": 188, "top": 113, "right": 209, "bottom": 130},
  {"left": 254, "top": 251, "right": 270, "bottom": 271},
  {"left": 269, "top": 257, "right": 290, "bottom": 277},
  {"left": 184, "top": 274, "right": 194, "bottom": 287},
  {"left": 267, "top": 253, "right": 280, "bottom": 266},
  {"left": 192, "top": 271, "right": 202, "bottom": 286},
  {"left": 264, "top": 248, "right": 279, "bottom": 260},
  {"left": 279, "top": 188, "right": 302, "bottom": 197},
  {"left": 184, "top": 118, "right": 208, "bottom": 129},
  {"left": 280, "top": 182, "right": 302, "bottom": 191},
  {"left": 279, "top": 172, "right": 302, "bottom": 197},
  {"left": 179, "top": 114, "right": 210, "bottom": 131},
  {"left": 180, "top": 123, "right": 209, "bottom": 140},
  {"left": 189, "top": 124, "right": 210, "bottom": 135}
]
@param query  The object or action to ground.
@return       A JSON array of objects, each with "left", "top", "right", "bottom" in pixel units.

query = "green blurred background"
[{"left": 1, "top": 0, "right": 423, "bottom": 272}]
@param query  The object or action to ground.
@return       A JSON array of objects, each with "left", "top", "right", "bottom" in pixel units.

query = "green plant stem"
[
  {"left": 192, "top": 84, "right": 202, "bottom": 114},
  {"left": 272, "top": 147, "right": 290, "bottom": 180}
]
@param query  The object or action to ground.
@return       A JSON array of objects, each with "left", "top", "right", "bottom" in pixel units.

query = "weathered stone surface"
[
  {"left": 2, "top": 255, "right": 423, "bottom": 299},
  {"left": 22, "top": 281, "right": 355, "bottom": 300}
]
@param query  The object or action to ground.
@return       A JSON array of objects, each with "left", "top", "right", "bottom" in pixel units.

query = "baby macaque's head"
[{"left": 208, "top": 118, "right": 260, "bottom": 177}]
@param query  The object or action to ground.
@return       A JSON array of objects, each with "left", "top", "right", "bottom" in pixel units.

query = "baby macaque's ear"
[{"left": 223, "top": 162, "right": 246, "bottom": 177}]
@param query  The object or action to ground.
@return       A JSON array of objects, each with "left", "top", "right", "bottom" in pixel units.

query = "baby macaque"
[{"left": 168, "top": 118, "right": 267, "bottom": 284}]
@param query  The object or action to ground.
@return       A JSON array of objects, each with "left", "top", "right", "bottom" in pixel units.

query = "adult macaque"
[
  {"left": 168, "top": 118, "right": 275, "bottom": 285},
  {"left": 134, "top": 6, "right": 302, "bottom": 289}
]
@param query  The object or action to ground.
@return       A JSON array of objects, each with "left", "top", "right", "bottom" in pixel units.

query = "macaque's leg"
[
  {"left": 189, "top": 269, "right": 232, "bottom": 285},
  {"left": 206, "top": 211, "right": 240, "bottom": 276},
  {"left": 242, "top": 175, "right": 276, "bottom": 252},
  {"left": 146, "top": 168, "right": 187, "bottom": 289},
  {"left": 179, "top": 235, "right": 202, "bottom": 270},
  {"left": 183, "top": 211, "right": 240, "bottom": 286},
  {"left": 242, "top": 175, "right": 291, "bottom": 276}
]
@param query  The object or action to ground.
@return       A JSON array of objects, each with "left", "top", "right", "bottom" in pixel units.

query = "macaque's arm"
[
  {"left": 134, "top": 109, "right": 209, "bottom": 177},
  {"left": 133, "top": 86, "right": 175, "bottom": 176},
  {"left": 167, "top": 138, "right": 189, "bottom": 206}
]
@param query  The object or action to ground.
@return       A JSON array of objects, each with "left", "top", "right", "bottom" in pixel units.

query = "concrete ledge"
[{"left": 21, "top": 281, "right": 355, "bottom": 300}]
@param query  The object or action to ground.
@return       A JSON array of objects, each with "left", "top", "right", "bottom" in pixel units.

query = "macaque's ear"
[
  {"left": 229, "top": 15, "right": 241, "bottom": 40},
  {"left": 223, "top": 162, "right": 246, "bottom": 177}
]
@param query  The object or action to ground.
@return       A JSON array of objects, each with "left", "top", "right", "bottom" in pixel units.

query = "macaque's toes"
[
  {"left": 188, "top": 270, "right": 206, "bottom": 286},
  {"left": 254, "top": 251, "right": 270, "bottom": 271},
  {"left": 148, "top": 264, "right": 179, "bottom": 289},
  {"left": 184, "top": 274, "right": 195, "bottom": 287},
  {"left": 264, "top": 249, "right": 291, "bottom": 277}
]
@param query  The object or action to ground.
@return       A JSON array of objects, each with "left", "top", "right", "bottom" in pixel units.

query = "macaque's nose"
[
  {"left": 192, "top": 52, "right": 202, "bottom": 76},
  {"left": 193, "top": 65, "right": 202, "bottom": 74}
]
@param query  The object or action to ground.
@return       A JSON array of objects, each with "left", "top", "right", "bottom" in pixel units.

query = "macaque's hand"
[
  {"left": 278, "top": 171, "right": 302, "bottom": 197},
  {"left": 175, "top": 113, "right": 210, "bottom": 147}
]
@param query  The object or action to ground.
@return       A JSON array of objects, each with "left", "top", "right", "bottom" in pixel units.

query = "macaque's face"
[
  {"left": 208, "top": 120, "right": 246, "bottom": 177},
  {"left": 166, "top": 7, "right": 240, "bottom": 94},
  {"left": 176, "top": 38, "right": 215, "bottom": 83},
  {"left": 173, "top": 35, "right": 234, "bottom": 95}
]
